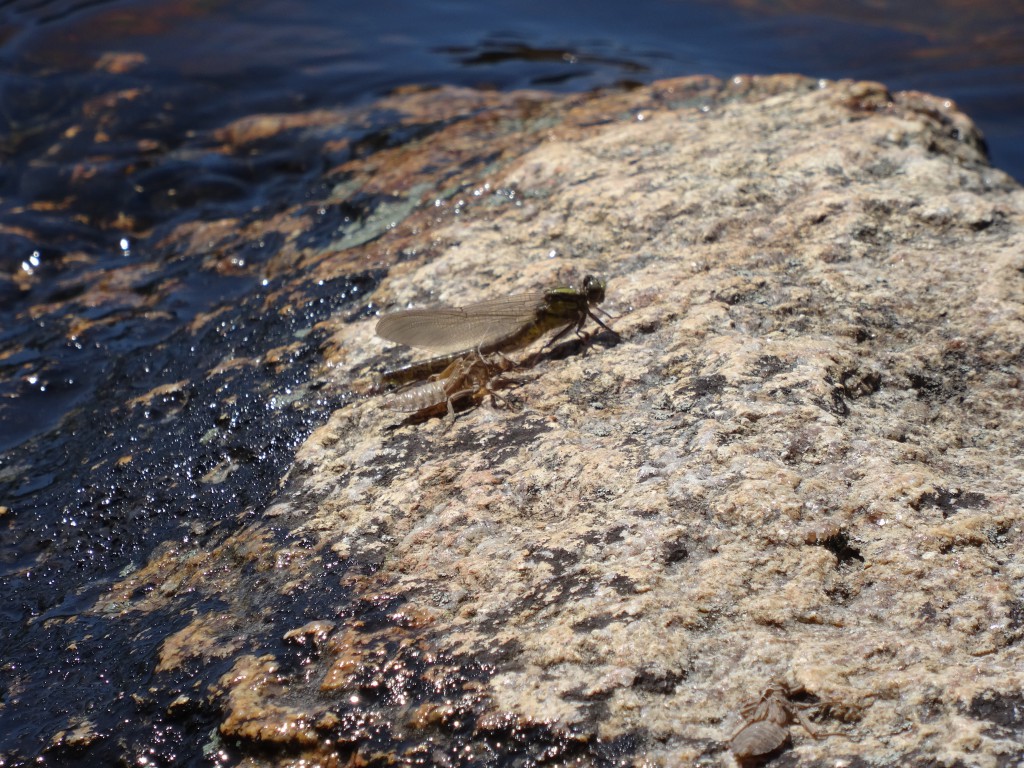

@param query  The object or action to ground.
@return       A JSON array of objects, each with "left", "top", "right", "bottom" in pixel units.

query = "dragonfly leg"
[
  {"left": 587, "top": 309, "right": 620, "bottom": 340},
  {"left": 542, "top": 321, "right": 577, "bottom": 349}
]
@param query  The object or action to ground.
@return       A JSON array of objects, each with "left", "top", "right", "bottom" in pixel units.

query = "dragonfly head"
[{"left": 582, "top": 275, "right": 607, "bottom": 306}]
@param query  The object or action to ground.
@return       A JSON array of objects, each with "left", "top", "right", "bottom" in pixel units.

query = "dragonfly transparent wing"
[{"left": 376, "top": 292, "right": 547, "bottom": 353}]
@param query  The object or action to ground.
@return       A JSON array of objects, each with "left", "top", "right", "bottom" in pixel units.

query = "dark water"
[
  {"left": 3, "top": 0, "right": 1022, "bottom": 179},
  {"left": 0, "top": 0, "right": 1022, "bottom": 764}
]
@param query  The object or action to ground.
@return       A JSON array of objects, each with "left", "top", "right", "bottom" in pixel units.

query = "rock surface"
[{"left": 92, "top": 75, "right": 1024, "bottom": 765}]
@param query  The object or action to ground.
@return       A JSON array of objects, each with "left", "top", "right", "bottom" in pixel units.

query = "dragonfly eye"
[{"left": 583, "top": 275, "right": 606, "bottom": 305}]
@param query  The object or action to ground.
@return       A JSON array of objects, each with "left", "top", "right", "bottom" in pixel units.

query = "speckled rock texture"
[{"left": 96, "top": 76, "right": 1024, "bottom": 765}]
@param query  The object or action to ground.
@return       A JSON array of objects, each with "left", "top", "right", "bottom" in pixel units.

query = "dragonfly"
[{"left": 375, "top": 275, "right": 618, "bottom": 376}]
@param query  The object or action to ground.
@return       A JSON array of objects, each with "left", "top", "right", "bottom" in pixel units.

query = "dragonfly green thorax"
[
  {"left": 546, "top": 275, "right": 606, "bottom": 309},
  {"left": 540, "top": 275, "right": 609, "bottom": 334},
  {"left": 375, "top": 275, "right": 617, "bottom": 360}
]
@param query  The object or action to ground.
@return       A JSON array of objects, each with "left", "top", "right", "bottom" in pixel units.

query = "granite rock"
[{"left": 95, "top": 75, "right": 1024, "bottom": 765}]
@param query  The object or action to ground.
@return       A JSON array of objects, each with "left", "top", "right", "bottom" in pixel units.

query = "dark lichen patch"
[
  {"left": 812, "top": 530, "right": 864, "bottom": 566},
  {"left": 593, "top": 524, "right": 627, "bottom": 545},
  {"left": 815, "top": 377, "right": 851, "bottom": 417},
  {"left": 916, "top": 601, "right": 939, "bottom": 623},
  {"left": 458, "top": 414, "right": 554, "bottom": 465},
  {"left": 663, "top": 535, "right": 690, "bottom": 565},
  {"left": 608, "top": 574, "right": 639, "bottom": 595},
  {"left": 1005, "top": 600, "right": 1024, "bottom": 646},
  {"left": 573, "top": 613, "right": 623, "bottom": 632},
  {"left": 685, "top": 374, "right": 728, "bottom": 398},
  {"left": 967, "top": 692, "right": 1024, "bottom": 734},
  {"left": 468, "top": 639, "right": 526, "bottom": 668},
  {"left": 753, "top": 355, "right": 792, "bottom": 379},
  {"left": 526, "top": 547, "right": 582, "bottom": 574},
  {"left": 906, "top": 371, "right": 944, "bottom": 398},
  {"left": 902, "top": 346, "right": 1000, "bottom": 408},
  {"left": 509, "top": 570, "right": 602, "bottom": 615},
  {"left": 824, "top": 581, "right": 855, "bottom": 605},
  {"left": 557, "top": 694, "right": 616, "bottom": 735},
  {"left": 381, "top": 411, "right": 545, "bottom": 472},
  {"left": 563, "top": 684, "right": 616, "bottom": 702},
  {"left": 632, "top": 665, "right": 687, "bottom": 695},
  {"left": 914, "top": 488, "right": 989, "bottom": 517}
]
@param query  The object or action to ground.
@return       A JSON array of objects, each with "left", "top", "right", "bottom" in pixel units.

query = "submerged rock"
[{"left": 8, "top": 74, "right": 1024, "bottom": 765}]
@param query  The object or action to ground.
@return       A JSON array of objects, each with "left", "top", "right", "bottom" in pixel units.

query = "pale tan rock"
[{"left": 96, "top": 75, "right": 1024, "bottom": 765}]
